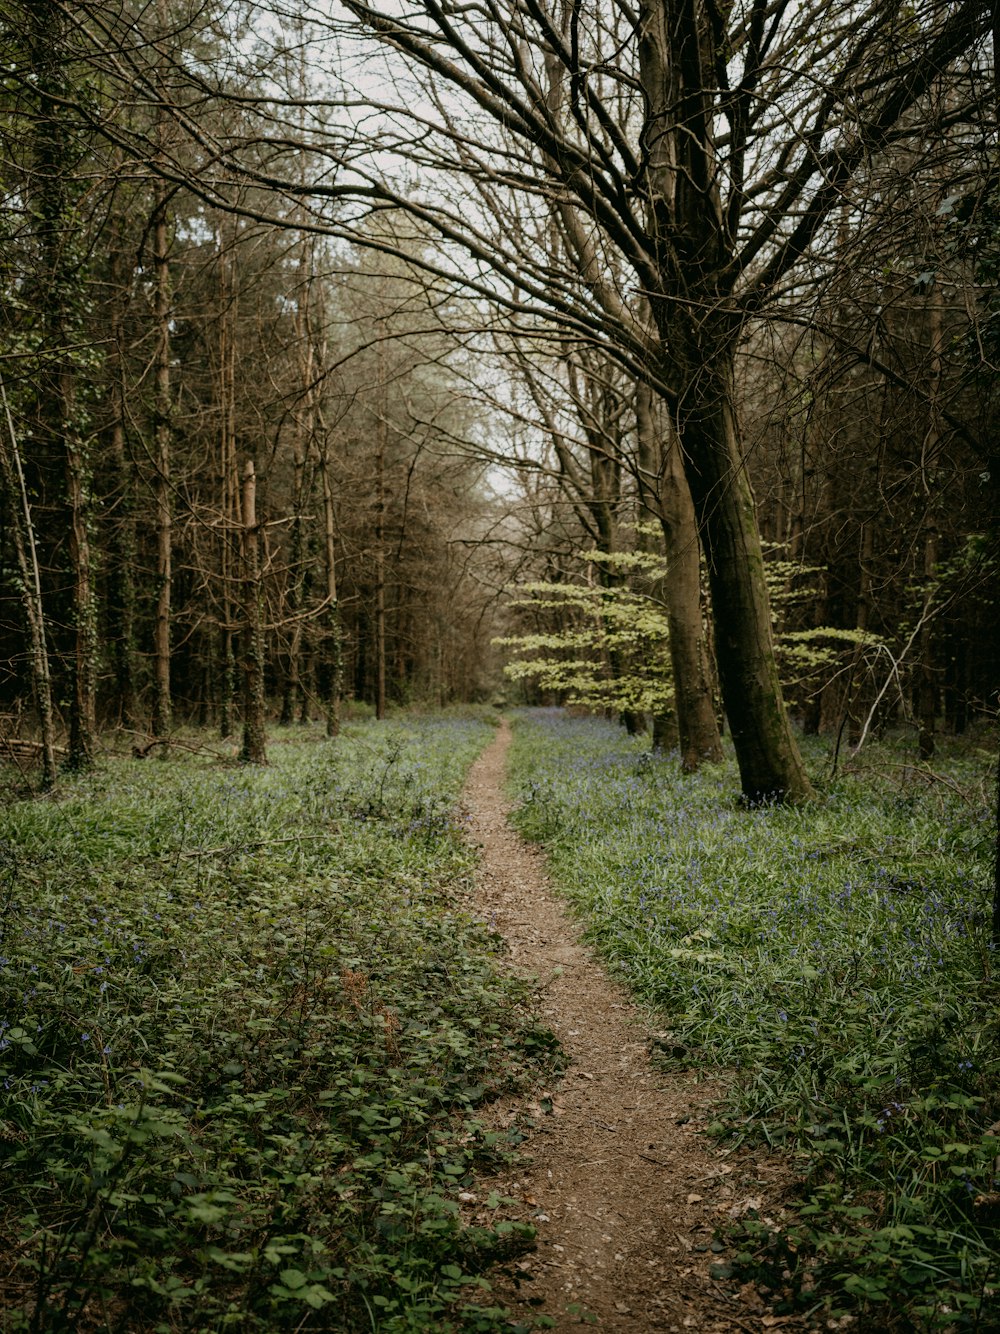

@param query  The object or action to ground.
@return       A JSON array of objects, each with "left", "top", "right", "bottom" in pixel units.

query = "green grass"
[
  {"left": 0, "top": 715, "right": 556, "bottom": 1333},
  {"left": 508, "top": 708, "right": 999, "bottom": 1331}
]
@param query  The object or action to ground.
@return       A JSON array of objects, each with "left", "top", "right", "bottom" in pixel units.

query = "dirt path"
[{"left": 461, "top": 721, "right": 796, "bottom": 1333}]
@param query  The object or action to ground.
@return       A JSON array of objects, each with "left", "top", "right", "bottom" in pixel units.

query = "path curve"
[{"left": 462, "top": 720, "right": 792, "bottom": 1333}]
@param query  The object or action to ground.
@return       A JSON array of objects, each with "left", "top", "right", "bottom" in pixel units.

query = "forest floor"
[
  {"left": 462, "top": 721, "right": 805, "bottom": 1333},
  {"left": 2, "top": 711, "right": 993, "bottom": 1331}
]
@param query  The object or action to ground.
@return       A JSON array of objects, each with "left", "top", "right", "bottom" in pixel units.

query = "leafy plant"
[
  {"left": 497, "top": 555, "right": 674, "bottom": 715},
  {"left": 0, "top": 717, "right": 557, "bottom": 1331}
]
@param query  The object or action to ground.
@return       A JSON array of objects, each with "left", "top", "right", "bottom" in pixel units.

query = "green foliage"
[
  {"left": 761, "top": 544, "right": 887, "bottom": 706},
  {"left": 508, "top": 710, "right": 998, "bottom": 1330},
  {"left": 497, "top": 557, "right": 673, "bottom": 713},
  {"left": 499, "top": 545, "right": 885, "bottom": 720},
  {"left": 0, "top": 718, "right": 556, "bottom": 1331}
]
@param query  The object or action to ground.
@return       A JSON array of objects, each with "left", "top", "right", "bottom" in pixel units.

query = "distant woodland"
[{"left": 0, "top": 0, "right": 996, "bottom": 796}]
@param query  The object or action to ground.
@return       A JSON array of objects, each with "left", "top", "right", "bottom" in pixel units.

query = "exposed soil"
[{"left": 461, "top": 720, "right": 804, "bottom": 1333}]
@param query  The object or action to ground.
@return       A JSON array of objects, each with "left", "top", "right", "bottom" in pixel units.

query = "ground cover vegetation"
[
  {"left": 508, "top": 709, "right": 999, "bottom": 1330},
  {"left": 0, "top": 714, "right": 559, "bottom": 1333}
]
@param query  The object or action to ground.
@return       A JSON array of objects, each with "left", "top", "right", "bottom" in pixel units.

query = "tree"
[
  {"left": 16, "top": 0, "right": 98, "bottom": 770},
  {"left": 0, "top": 374, "right": 58, "bottom": 787}
]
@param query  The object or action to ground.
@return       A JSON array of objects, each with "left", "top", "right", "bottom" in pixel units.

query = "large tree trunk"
[
  {"left": 638, "top": 0, "right": 811, "bottom": 803},
  {"left": 636, "top": 382, "right": 722, "bottom": 771},
  {"left": 674, "top": 351, "right": 813, "bottom": 803}
]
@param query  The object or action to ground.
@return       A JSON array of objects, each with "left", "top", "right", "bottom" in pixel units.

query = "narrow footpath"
[{"left": 461, "top": 721, "right": 797, "bottom": 1333}]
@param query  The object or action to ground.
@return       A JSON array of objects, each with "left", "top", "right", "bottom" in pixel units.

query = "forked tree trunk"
[{"left": 638, "top": 0, "right": 811, "bottom": 803}]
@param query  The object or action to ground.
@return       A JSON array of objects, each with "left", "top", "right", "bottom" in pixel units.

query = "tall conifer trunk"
[
  {"left": 30, "top": 0, "right": 96, "bottom": 770},
  {"left": 151, "top": 180, "right": 173, "bottom": 737},
  {"left": 320, "top": 448, "right": 343, "bottom": 737},
  {"left": 240, "top": 461, "right": 267, "bottom": 763},
  {"left": 106, "top": 215, "right": 138, "bottom": 727},
  {"left": 0, "top": 377, "right": 58, "bottom": 789},
  {"left": 374, "top": 342, "right": 387, "bottom": 720},
  {"left": 218, "top": 226, "right": 238, "bottom": 737},
  {"left": 917, "top": 294, "right": 944, "bottom": 760}
]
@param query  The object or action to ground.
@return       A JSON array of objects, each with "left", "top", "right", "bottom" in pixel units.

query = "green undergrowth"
[
  {"left": 0, "top": 715, "right": 558, "bottom": 1332},
  {"left": 508, "top": 708, "right": 999, "bottom": 1331}
]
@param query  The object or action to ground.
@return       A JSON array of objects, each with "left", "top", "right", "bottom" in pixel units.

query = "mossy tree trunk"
[
  {"left": 669, "top": 349, "right": 812, "bottom": 802},
  {"left": 0, "top": 376, "right": 58, "bottom": 789},
  {"left": 638, "top": 0, "right": 811, "bottom": 803},
  {"left": 29, "top": 0, "right": 96, "bottom": 770},
  {"left": 150, "top": 178, "right": 173, "bottom": 738}
]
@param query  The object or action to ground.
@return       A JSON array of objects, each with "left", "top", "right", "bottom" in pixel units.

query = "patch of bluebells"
[
  {"left": 509, "top": 710, "right": 993, "bottom": 1093},
  {"left": 1, "top": 713, "right": 497, "bottom": 1116}
]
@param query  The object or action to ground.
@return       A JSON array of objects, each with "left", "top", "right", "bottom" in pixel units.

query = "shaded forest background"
[{"left": 0, "top": 0, "right": 997, "bottom": 778}]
